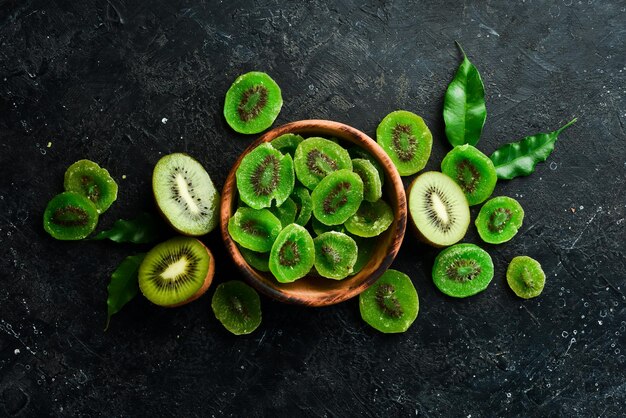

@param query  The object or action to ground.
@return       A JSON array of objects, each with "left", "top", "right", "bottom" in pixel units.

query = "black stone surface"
[{"left": 1, "top": 1, "right": 625, "bottom": 416}]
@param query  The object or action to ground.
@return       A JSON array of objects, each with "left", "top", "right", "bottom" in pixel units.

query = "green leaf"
[
  {"left": 105, "top": 253, "right": 146, "bottom": 330},
  {"left": 92, "top": 213, "right": 160, "bottom": 244},
  {"left": 443, "top": 42, "right": 487, "bottom": 147},
  {"left": 490, "top": 118, "right": 577, "bottom": 180}
]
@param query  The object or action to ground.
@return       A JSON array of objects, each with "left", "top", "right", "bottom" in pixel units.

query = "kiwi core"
[
  {"left": 446, "top": 259, "right": 481, "bottom": 282},
  {"left": 279, "top": 241, "right": 300, "bottom": 266},
  {"left": 489, "top": 208, "right": 511, "bottom": 232},
  {"left": 52, "top": 206, "right": 89, "bottom": 227},
  {"left": 174, "top": 172, "right": 202, "bottom": 215},
  {"left": 392, "top": 124, "right": 417, "bottom": 162},
  {"left": 238, "top": 85, "right": 268, "bottom": 122},
  {"left": 457, "top": 160, "right": 479, "bottom": 193},
  {"left": 376, "top": 284, "right": 403, "bottom": 318},
  {"left": 428, "top": 187, "right": 451, "bottom": 229},
  {"left": 251, "top": 155, "right": 280, "bottom": 195},
  {"left": 307, "top": 150, "right": 338, "bottom": 176},
  {"left": 161, "top": 256, "right": 189, "bottom": 281},
  {"left": 323, "top": 182, "right": 350, "bottom": 214}
]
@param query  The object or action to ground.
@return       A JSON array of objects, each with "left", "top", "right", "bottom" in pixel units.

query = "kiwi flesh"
[
  {"left": 64, "top": 159, "right": 118, "bottom": 214},
  {"left": 506, "top": 256, "right": 545, "bottom": 299},
  {"left": 43, "top": 191, "right": 99, "bottom": 240},
  {"left": 348, "top": 147, "right": 385, "bottom": 186},
  {"left": 359, "top": 269, "right": 419, "bottom": 334},
  {"left": 475, "top": 196, "right": 524, "bottom": 244},
  {"left": 311, "top": 217, "right": 345, "bottom": 236},
  {"left": 224, "top": 71, "right": 282, "bottom": 134},
  {"left": 268, "top": 197, "right": 297, "bottom": 228},
  {"left": 269, "top": 223, "right": 315, "bottom": 283},
  {"left": 352, "top": 158, "right": 383, "bottom": 203},
  {"left": 294, "top": 137, "right": 352, "bottom": 190},
  {"left": 313, "top": 231, "right": 358, "bottom": 280},
  {"left": 291, "top": 186, "right": 313, "bottom": 226},
  {"left": 228, "top": 207, "right": 282, "bottom": 253},
  {"left": 153, "top": 153, "right": 220, "bottom": 236},
  {"left": 211, "top": 280, "right": 262, "bottom": 335},
  {"left": 138, "top": 236, "right": 214, "bottom": 307},
  {"left": 432, "top": 243, "right": 494, "bottom": 298},
  {"left": 350, "top": 237, "right": 376, "bottom": 276},
  {"left": 271, "top": 133, "right": 304, "bottom": 157},
  {"left": 344, "top": 199, "right": 393, "bottom": 238},
  {"left": 239, "top": 247, "right": 270, "bottom": 272},
  {"left": 236, "top": 143, "right": 294, "bottom": 209},
  {"left": 376, "top": 110, "right": 433, "bottom": 176},
  {"left": 407, "top": 171, "right": 470, "bottom": 247},
  {"left": 311, "top": 169, "right": 363, "bottom": 226},
  {"left": 441, "top": 144, "right": 497, "bottom": 206}
]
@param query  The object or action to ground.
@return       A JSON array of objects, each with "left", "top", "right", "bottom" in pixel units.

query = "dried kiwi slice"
[
  {"left": 228, "top": 207, "right": 282, "bottom": 252},
  {"left": 359, "top": 269, "right": 419, "bottom": 334},
  {"left": 268, "top": 198, "right": 297, "bottom": 228},
  {"left": 293, "top": 137, "right": 352, "bottom": 190},
  {"left": 432, "top": 243, "right": 494, "bottom": 298},
  {"left": 441, "top": 144, "right": 497, "bottom": 206},
  {"left": 271, "top": 133, "right": 304, "bottom": 157},
  {"left": 239, "top": 247, "right": 270, "bottom": 272},
  {"left": 376, "top": 110, "right": 433, "bottom": 176},
  {"left": 311, "top": 169, "right": 363, "bottom": 226},
  {"left": 224, "top": 71, "right": 282, "bottom": 134},
  {"left": 352, "top": 158, "right": 383, "bottom": 203},
  {"left": 291, "top": 186, "right": 313, "bottom": 226},
  {"left": 313, "top": 231, "right": 358, "bottom": 280},
  {"left": 43, "top": 191, "right": 99, "bottom": 240},
  {"left": 348, "top": 147, "right": 384, "bottom": 186},
  {"left": 269, "top": 224, "right": 315, "bottom": 283},
  {"left": 211, "top": 280, "right": 262, "bottom": 335},
  {"left": 476, "top": 196, "right": 524, "bottom": 244},
  {"left": 344, "top": 199, "right": 394, "bottom": 238},
  {"left": 236, "top": 143, "right": 294, "bottom": 209},
  {"left": 350, "top": 237, "right": 376, "bottom": 276},
  {"left": 507, "top": 256, "right": 545, "bottom": 299},
  {"left": 64, "top": 159, "right": 118, "bottom": 214},
  {"left": 311, "top": 217, "right": 345, "bottom": 236}
]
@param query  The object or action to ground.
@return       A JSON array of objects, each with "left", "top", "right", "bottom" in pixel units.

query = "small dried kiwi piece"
[
  {"left": 269, "top": 224, "right": 315, "bottom": 283},
  {"left": 138, "top": 236, "right": 214, "bottom": 307},
  {"left": 376, "top": 110, "right": 433, "bottom": 176},
  {"left": 407, "top": 171, "right": 470, "bottom": 247},
  {"left": 352, "top": 158, "right": 383, "bottom": 203},
  {"left": 236, "top": 143, "right": 294, "bottom": 209},
  {"left": 350, "top": 237, "right": 376, "bottom": 276},
  {"left": 239, "top": 247, "right": 270, "bottom": 272},
  {"left": 344, "top": 199, "right": 394, "bottom": 238},
  {"left": 432, "top": 243, "right": 494, "bottom": 298},
  {"left": 441, "top": 144, "right": 497, "bottom": 206},
  {"left": 475, "top": 196, "right": 524, "bottom": 244},
  {"left": 268, "top": 197, "right": 297, "bottom": 227},
  {"left": 228, "top": 207, "right": 282, "bottom": 253},
  {"left": 294, "top": 137, "right": 352, "bottom": 190},
  {"left": 211, "top": 280, "right": 262, "bottom": 335},
  {"left": 64, "top": 159, "right": 118, "bottom": 214},
  {"left": 224, "top": 71, "right": 282, "bottom": 134},
  {"left": 153, "top": 153, "right": 220, "bottom": 236},
  {"left": 311, "top": 169, "right": 363, "bottom": 226},
  {"left": 507, "top": 256, "right": 545, "bottom": 299},
  {"left": 271, "top": 133, "right": 304, "bottom": 157},
  {"left": 313, "top": 231, "right": 358, "bottom": 280},
  {"left": 348, "top": 147, "right": 384, "bottom": 186},
  {"left": 43, "top": 191, "right": 99, "bottom": 240},
  {"left": 291, "top": 186, "right": 312, "bottom": 226},
  {"left": 359, "top": 269, "right": 419, "bottom": 334}
]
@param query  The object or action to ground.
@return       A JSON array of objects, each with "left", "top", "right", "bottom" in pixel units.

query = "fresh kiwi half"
[
  {"left": 269, "top": 223, "right": 315, "bottom": 283},
  {"left": 64, "top": 159, "right": 118, "bottom": 214},
  {"left": 239, "top": 246, "right": 271, "bottom": 272},
  {"left": 311, "top": 169, "right": 363, "bottom": 226},
  {"left": 441, "top": 144, "right": 497, "bottom": 206},
  {"left": 271, "top": 133, "right": 304, "bottom": 157},
  {"left": 432, "top": 243, "right": 494, "bottom": 298},
  {"left": 352, "top": 158, "right": 383, "bottom": 203},
  {"left": 348, "top": 146, "right": 385, "bottom": 186},
  {"left": 293, "top": 137, "right": 352, "bottom": 190},
  {"left": 290, "top": 186, "right": 313, "bottom": 226},
  {"left": 43, "top": 191, "right": 99, "bottom": 240},
  {"left": 475, "top": 196, "right": 524, "bottom": 244},
  {"left": 236, "top": 143, "right": 294, "bottom": 209},
  {"left": 376, "top": 110, "right": 433, "bottom": 176},
  {"left": 268, "top": 197, "right": 297, "bottom": 228},
  {"left": 359, "top": 269, "right": 419, "bottom": 334},
  {"left": 211, "top": 280, "right": 262, "bottom": 335},
  {"left": 313, "top": 231, "right": 358, "bottom": 280},
  {"left": 350, "top": 237, "right": 376, "bottom": 276},
  {"left": 224, "top": 71, "right": 282, "bottom": 134},
  {"left": 344, "top": 199, "right": 394, "bottom": 238},
  {"left": 138, "top": 236, "right": 214, "bottom": 307},
  {"left": 228, "top": 207, "right": 282, "bottom": 253},
  {"left": 506, "top": 256, "right": 545, "bottom": 299},
  {"left": 407, "top": 171, "right": 470, "bottom": 247},
  {"left": 153, "top": 153, "right": 220, "bottom": 236}
]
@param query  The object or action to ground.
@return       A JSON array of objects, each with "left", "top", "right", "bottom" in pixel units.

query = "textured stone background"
[{"left": 0, "top": 0, "right": 624, "bottom": 416}]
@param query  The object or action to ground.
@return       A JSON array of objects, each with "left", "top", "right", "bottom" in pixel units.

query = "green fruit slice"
[
  {"left": 268, "top": 197, "right": 297, "bottom": 228},
  {"left": 63, "top": 159, "right": 118, "bottom": 214},
  {"left": 43, "top": 192, "right": 99, "bottom": 240},
  {"left": 313, "top": 231, "right": 358, "bottom": 280},
  {"left": 311, "top": 217, "right": 345, "bottom": 236},
  {"left": 344, "top": 199, "right": 394, "bottom": 238},
  {"left": 311, "top": 169, "right": 363, "bottom": 226},
  {"left": 269, "top": 224, "right": 315, "bottom": 283},
  {"left": 293, "top": 137, "right": 352, "bottom": 190},
  {"left": 348, "top": 146, "right": 385, "bottom": 186},
  {"left": 228, "top": 207, "right": 282, "bottom": 253},
  {"left": 291, "top": 186, "right": 313, "bottom": 226},
  {"left": 432, "top": 243, "right": 494, "bottom": 298},
  {"left": 350, "top": 237, "right": 376, "bottom": 276},
  {"left": 239, "top": 247, "right": 270, "bottom": 272},
  {"left": 475, "top": 196, "right": 524, "bottom": 244},
  {"left": 352, "top": 158, "right": 383, "bottom": 203},
  {"left": 271, "top": 133, "right": 304, "bottom": 157},
  {"left": 211, "top": 281, "right": 262, "bottom": 335},
  {"left": 506, "top": 256, "right": 545, "bottom": 299},
  {"left": 441, "top": 144, "right": 497, "bottom": 206}
]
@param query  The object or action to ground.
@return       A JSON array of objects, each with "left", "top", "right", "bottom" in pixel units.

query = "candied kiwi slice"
[
  {"left": 311, "top": 217, "right": 345, "bottom": 236},
  {"left": 294, "top": 137, "right": 352, "bottom": 190},
  {"left": 344, "top": 199, "right": 394, "bottom": 238},
  {"left": 43, "top": 191, "right": 99, "bottom": 240},
  {"left": 269, "top": 224, "right": 315, "bottom": 283},
  {"left": 138, "top": 236, "right": 213, "bottom": 307},
  {"left": 239, "top": 247, "right": 270, "bottom": 272},
  {"left": 475, "top": 196, "right": 524, "bottom": 244},
  {"left": 376, "top": 110, "right": 433, "bottom": 176},
  {"left": 236, "top": 143, "right": 294, "bottom": 209},
  {"left": 64, "top": 159, "right": 118, "bottom": 214},
  {"left": 359, "top": 269, "right": 419, "bottom": 334},
  {"left": 223, "top": 71, "right": 282, "bottom": 134},
  {"left": 228, "top": 207, "right": 282, "bottom": 253},
  {"left": 153, "top": 153, "right": 220, "bottom": 236},
  {"left": 211, "top": 280, "right": 262, "bottom": 335},
  {"left": 351, "top": 237, "right": 376, "bottom": 276},
  {"left": 432, "top": 243, "right": 494, "bottom": 298},
  {"left": 348, "top": 147, "right": 385, "bottom": 186},
  {"left": 313, "top": 231, "right": 358, "bottom": 280},
  {"left": 408, "top": 171, "right": 470, "bottom": 247},
  {"left": 271, "top": 133, "right": 304, "bottom": 157},
  {"left": 441, "top": 144, "right": 497, "bottom": 206},
  {"left": 268, "top": 197, "right": 297, "bottom": 228},
  {"left": 311, "top": 169, "right": 364, "bottom": 226},
  {"left": 352, "top": 158, "right": 383, "bottom": 203},
  {"left": 290, "top": 186, "right": 313, "bottom": 226},
  {"left": 507, "top": 256, "right": 546, "bottom": 299}
]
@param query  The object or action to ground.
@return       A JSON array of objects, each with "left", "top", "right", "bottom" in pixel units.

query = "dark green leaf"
[
  {"left": 92, "top": 213, "right": 160, "bottom": 244},
  {"left": 490, "top": 118, "right": 577, "bottom": 180},
  {"left": 105, "top": 253, "right": 146, "bottom": 331},
  {"left": 443, "top": 42, "right": 487, "bottom": 147}
]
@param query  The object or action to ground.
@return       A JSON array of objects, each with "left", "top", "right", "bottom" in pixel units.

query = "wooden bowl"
[{"left": 220, "top": 120, "right": 407, "bottom": 306}]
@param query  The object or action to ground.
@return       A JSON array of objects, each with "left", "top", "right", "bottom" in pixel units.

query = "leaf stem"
[
  {"left": 556, "top": 117, "right": 578, "bottom": 135},
  {"left": 454, "top": 40, "right": 467, "bottom": 58}
]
